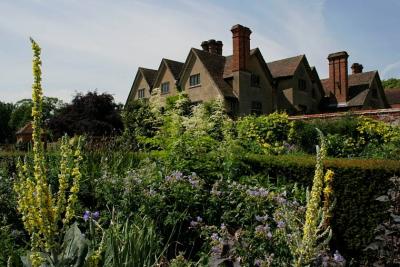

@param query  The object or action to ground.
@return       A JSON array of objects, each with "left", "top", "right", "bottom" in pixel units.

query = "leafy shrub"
[
  {"left": 236, "top": 112, "right": 295, "bottom": 155},
  {"left": 244, "top": 153, "right": 400, "bottom": 260}
]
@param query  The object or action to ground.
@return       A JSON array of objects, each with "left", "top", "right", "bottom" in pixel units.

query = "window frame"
[
  {"left": 189, "top": 73, "right": 201, "bottom": 87},
  {"left": 138, "top": 88, "right": 145, "bottom": 99},
  {"left": 161, "top": 82, "right": 170, "bottom": 94}
]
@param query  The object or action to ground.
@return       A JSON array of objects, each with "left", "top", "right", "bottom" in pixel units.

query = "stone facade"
[{"left": 126, "top": 24, "right": 391, "bottom": 116}]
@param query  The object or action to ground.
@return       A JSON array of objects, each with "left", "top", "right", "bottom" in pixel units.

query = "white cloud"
[
  {"left": 0, "top": 0, "right": 334, "bottom": 103},
  {"left": 382, "top": 60, "right": 400, "bottom": 79}
]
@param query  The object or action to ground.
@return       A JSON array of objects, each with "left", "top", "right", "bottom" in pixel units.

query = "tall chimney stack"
[
  {"left": 351, "top": 63, "right": 363, "bottom": 74},
  {"left": 328, "top": 51, "right": 349, "bottom": 103},
  {"left": 231, "top": 24, "right": 252, "bottom": 72}
]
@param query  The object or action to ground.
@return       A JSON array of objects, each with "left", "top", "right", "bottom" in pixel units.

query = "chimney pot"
[
  {"left": 351, "top": 63, "right": 363, "bottom": 74},
  {"left": 201, "top": 41, "right": 209, "bottom": 51},
  {"left": 208, "top": 39, "right": 218, "bottom": 54}
]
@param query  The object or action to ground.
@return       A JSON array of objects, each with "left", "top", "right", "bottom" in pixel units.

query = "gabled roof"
[
  {"left": 16, "top": 122, "right": 33, "bottom": 135},
  {"left": 180, "top": 48, "right": 236, "bottom": 98},
  {"left": 125, "top": 67, "right": 157, "bottom": 106},
  {"left": 321, "top": 71, "right": 379, "bottom": 107},
  {"left": 385, "top": 88, "right": 400, "bottom": 106},
  {"left": 267, "top": 55, "right": 304, "bottom": 78},
  {"left": 153, "top": 58, "right": 184, "bottom": 88},
  {"left": 164, "top": 59, "right": 184, "bottom": 80},
  {"left": 140, "top": 67, "right": 158, "bottom": 88}
]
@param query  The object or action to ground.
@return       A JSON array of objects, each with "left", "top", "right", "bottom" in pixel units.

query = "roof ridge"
[{"left": 267, "top": 54, "right": 304, "bottom": 64}]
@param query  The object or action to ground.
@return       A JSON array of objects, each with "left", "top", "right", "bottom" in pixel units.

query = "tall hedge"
[{"left": 244, "top": 154, "right": 400, "bottom": 259}]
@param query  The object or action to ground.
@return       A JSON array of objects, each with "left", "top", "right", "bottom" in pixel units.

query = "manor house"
[{"left": 126, "top": 24, "right": 390, "bottom": 116}]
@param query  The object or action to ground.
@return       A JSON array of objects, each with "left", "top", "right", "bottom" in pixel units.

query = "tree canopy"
[
  {"left": 382, "top": 78, "right": 400, "bottom": 89},
  {"left": 48, "top": 91, "right": 123, "bottom": 139},
  {"left": 0, "top": 101, "right": 15, "bottom": 143}
]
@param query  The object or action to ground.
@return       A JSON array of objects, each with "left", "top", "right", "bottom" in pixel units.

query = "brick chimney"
[
  {"left": 328, "top": 51, "right": 349, "bottom": 103},
  {"left": 231, "top": 24, "right": 252, "bottom": 72},
  {"left": 351, "top": 63, "right": 363, "bottom": 74},
  {"left": 208, "top": 39, "right": 218, "bottom": 54},
  {"left": 201, "top": 41, "right": 209, "bottom": 51},
  {"left": 201, "top": 40, "right": 223, "bottom": 55},
  {"left": 216, "top": 40, "right": 223, "bottom": 55}
]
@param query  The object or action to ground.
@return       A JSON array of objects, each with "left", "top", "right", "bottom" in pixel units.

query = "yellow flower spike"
[{"left": 14, "top": 39, "right": 84, "bottom": 265}]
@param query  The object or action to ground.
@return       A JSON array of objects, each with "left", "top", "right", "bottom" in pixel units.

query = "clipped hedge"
[{"left": 244, "top": 154, "right": 400, "bottom": 259}]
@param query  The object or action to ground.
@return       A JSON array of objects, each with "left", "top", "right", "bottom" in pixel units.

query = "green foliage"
[
  {"left": 293, "top": 115, "right": 400, "bottom": 159},
  {"left": 236, "top": 112, "right": 295, "bottom": 155},
  {"left": 103, "top": 216, "right": 162, "bottom": 267},
  {"left": 8, "top": 97, "right": 63, "bottom": 133},
  {"left": 363, "top": 176, "right": 400, "bottom": 266},
  {"left": 121, "top": 99, "right": 160, "bottom": 151},
  {"left": 0, "top": 101, "right": 15, "bottom": 144},
  {"left": 382, "top": 78, "right": 400, "bottom": 89},
  {"left": 244, "top": 153, "right": 399, "bottom": 259}
]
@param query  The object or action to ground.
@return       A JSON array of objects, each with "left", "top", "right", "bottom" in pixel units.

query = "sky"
[{"left": 1, "top": 0, "right": 399, "bottom": 104}]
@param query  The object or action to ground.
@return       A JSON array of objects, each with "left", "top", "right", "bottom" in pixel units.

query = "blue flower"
[
  {"left": 92, "top": 211, "right": 100, "bottom": 220},
  {"left": 83, "top": 210, "right": 90, "bottom": 221}
]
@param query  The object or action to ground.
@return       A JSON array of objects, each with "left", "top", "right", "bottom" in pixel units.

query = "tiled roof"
[
  {"left": 348, "top": 71, "right": 376, "bottom": 87},
  {"left": 321, "top": 71, "right": 377, "bottom": 107},
  {"left": 16, "top": 122, "right": 33, "bottom": 135},
  {"left": 164, "top": 59, "right": 184, "bottom": 80},
  {"left": 222, "top": 49, "right": 258, "bottom": 78},
  {"left": 192, "top": 48, "right": 236, "bottom": 98},
  {"left": 267, "top": 55, "right": 304, "bottom": 78},
  {"left": 140, "top": 68, "right": 158, "bottom": 88},
  {"left": 385, "top": 88, "right": 400, "bottom": 105},
  {"left": 347, "top": 88, "right": 370, "bottom": 107}
]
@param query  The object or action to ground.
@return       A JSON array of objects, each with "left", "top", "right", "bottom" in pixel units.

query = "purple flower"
[
  {"left": 196, "top": 216, "right": 203, "bottom": 222},
  {"left": 255, "top": 214, "right": 268, "bottom": 222},
  {"left": 277, "top": 220, "right": 285, "bottom": 228},
  {"left": 211, "top": 233, "right": 219, "bottom": 241},
  {"left": 333, "top": 250, "right": 345, "bottom": 263},
  {"left": 220, "top": 223, "right": 227, "bottom": 231},
  {"left": 254, "top": 259, "right": 262, "bottom": 266},
  {"left": 190, "top": 221, "right": 199, "bottom": 228},
  {"left": 92, "top": 211, "right": 100, "bottom": 220},
  {"left": 83, "top": 210, "right": 90, "bottom": 222},
  {"left": 211, "top": 245, "right": 222, "bottom": 254}
]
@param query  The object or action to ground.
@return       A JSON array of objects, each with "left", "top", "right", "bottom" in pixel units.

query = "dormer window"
[
  {"left": 161, "top": 82, "right": 170, "bottom": 94},
  {"left": 251, "top": 74, "right": 260, "bottom": 87},
  {"left": 138, "top": 88, "right": 145, "bottom": 99},
  {"left": 189, "top": 74, "right": 201, "bottom": 87}
]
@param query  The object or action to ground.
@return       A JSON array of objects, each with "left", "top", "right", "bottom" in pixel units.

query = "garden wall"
[{"left": 289, "top": 108, "right": 400, "bottom": 125}]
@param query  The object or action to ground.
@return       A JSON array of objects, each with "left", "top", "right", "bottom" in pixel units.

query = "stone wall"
[{"left": 289, "top": 108, "right": 400, "bottom": 125}]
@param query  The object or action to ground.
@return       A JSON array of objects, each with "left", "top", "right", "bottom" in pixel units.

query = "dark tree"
[
  {"left": 0, "top": 101, "right": 15, "bottom": 144},
  {"left": 48, "top": 91, "right": 123, "bottom": 139}
]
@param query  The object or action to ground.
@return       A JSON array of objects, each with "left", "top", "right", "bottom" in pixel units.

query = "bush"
[{"left": 243, "top": 154, "right": 400, "bottom": 260}]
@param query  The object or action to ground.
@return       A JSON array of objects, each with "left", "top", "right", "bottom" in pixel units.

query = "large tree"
[
  {"left": 0, "top": 101, "right": 15, "bottom": 144},
  {"left": 48, "top": 91, "right": 123, "bottom": 139},
  {"left": 8, "top": 97, "right": 63, "bottom": 131}
]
